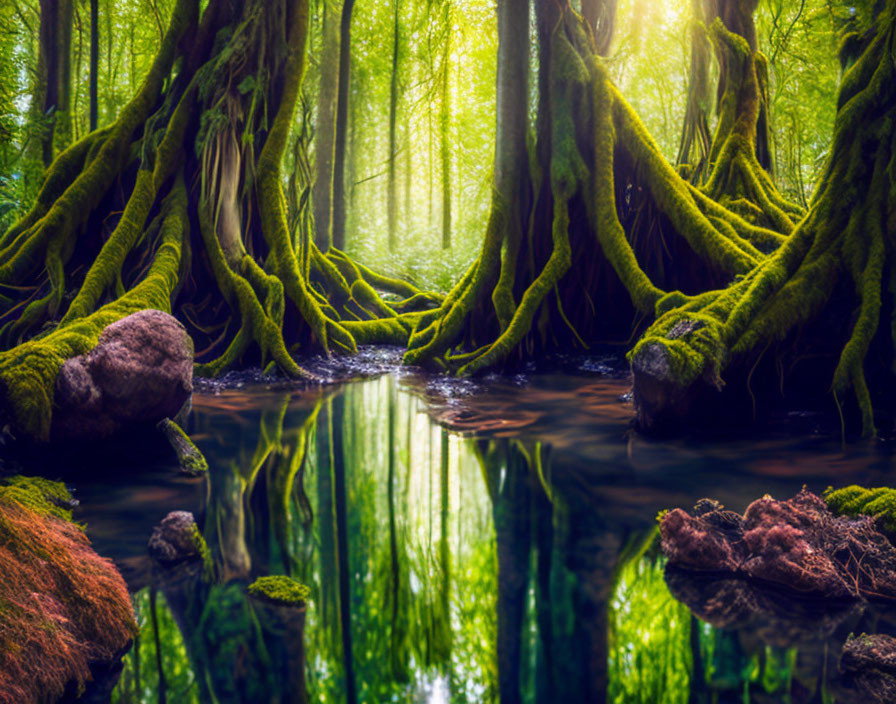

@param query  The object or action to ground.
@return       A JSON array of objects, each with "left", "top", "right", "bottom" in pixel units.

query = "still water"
[{"left": 63, "top": 367, "right": 896, "bottom": 703}]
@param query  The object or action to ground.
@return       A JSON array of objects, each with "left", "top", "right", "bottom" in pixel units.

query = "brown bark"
[
  {"left": 312, "top": 0, "right": 340, "bottom": 250},
  {"left": 331, "top": 0, "right": 356, "bottom": 251},
  {"left": 35, "top": 0, "right": 73, "bottom": 166}
]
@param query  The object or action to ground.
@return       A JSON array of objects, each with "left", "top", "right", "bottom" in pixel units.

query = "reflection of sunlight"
[{"left": 426, "top": 674, "right": 450, "bottom": 704}]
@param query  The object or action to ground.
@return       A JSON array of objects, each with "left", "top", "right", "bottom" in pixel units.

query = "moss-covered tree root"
[
  {"left": 0, "top": 0, "right": 435, "bottom": 441},
  {"left": 630, "top": 0, "right": 896, "bottom": 437},
  {"left": 401, "top": 2, "right": 791, "bottom": 375}
]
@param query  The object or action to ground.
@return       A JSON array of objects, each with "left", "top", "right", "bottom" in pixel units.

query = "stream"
[{"left": 54, "top": 361, "right": 896, "bottom": 703}]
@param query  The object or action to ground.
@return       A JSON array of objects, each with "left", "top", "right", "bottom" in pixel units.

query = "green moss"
[
  {"left": 0, "top": 476, "right": 75, "bottom": 522},
  {"left": 157, "top": 417, "right": 209, "bottom": 475},
  {"left": 825, "top": 485, "right": 896, "bottom": 532},
  {"left": 247, "top": 575, "right": 310, "bottom": 607}
]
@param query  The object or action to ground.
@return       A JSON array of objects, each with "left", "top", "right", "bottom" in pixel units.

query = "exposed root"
[
  {"left": 631, "top": 1, "right": 896, "bottom": 436},
  {"left": 403, "top": 4, "right": 791, "bottom": 374}
]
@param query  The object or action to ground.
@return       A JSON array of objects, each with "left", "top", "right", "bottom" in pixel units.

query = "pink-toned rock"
[
  {"left": 52, "top": 310, "right": 193, "bottom": 440},
  {"left": 660, "top": 489, "right": 896, "bottom": 600}
]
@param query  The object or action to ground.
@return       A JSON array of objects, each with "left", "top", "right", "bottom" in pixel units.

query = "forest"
[{"left": 0, "top": 0, "right": 895, "bottom": 702}]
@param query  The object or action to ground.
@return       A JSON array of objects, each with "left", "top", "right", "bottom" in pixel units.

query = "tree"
[
  {"left": 331, "top": 0, "right": 357, "bottom": 251},
  {"left": 0, "top": 0, "right": 435, "bottom": 441},
  {"left": 402, "top": 0, "right": 786, "bottom": 375},
  {"left": 631, "top": 0, "right": 896, "bottom": 437},
  {"left": 89, "top": 0, "right": 98, "bottom": 132},
  {"left": 33, "top": 0, "right": 74, "bottom": 166},
  {"left": 312, "top": 0, "right": 340, "bottom": 251},
  {"left": 439, "top": 0, "right": 452, "bottom": 249}
]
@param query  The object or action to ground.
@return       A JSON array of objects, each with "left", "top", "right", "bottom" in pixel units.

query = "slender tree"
[
  {"left": 34, "top": 0, "right": 74, "bottom": 166},
  {"left": 439, "top": 0, "right": 452, "bottom": 249},
  {"left": 386, "top": 0, "right": 401, "bottom": 252},
  {"left": 331, "top": 0, "right": 357, "bottom": 251},
  {"left": 313, "top": 0, "right": 340, "bottom": 250},
  {"left": 89, "top": 0, "right": 98, "bottom": 131}
]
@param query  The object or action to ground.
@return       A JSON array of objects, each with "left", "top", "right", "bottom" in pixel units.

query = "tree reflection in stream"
[{"left": 106, "top": 375, "right": 893, "bottom": 703}]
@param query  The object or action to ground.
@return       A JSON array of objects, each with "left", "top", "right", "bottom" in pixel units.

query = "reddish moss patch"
[{"left": 0, "top": 477, "right": 136, "bottom": 702}]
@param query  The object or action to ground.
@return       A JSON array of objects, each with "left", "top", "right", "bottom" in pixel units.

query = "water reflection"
[{"left": 88, "top": 373, "right": 896, "bottom": 703}]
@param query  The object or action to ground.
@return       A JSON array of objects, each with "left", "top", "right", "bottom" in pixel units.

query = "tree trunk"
[
  {"left": 0, "top": 0, "right": 437, "bottom": 442},
  {"left": 331, "top": 0, "right": 356, "bottom": 251},
  {"left": 439, "top": 1, "right": 452, "bottom": 250},
  {"left": 312, "top": 0, "right": 340, "bottom": 250},
  {"left": 88, "top": 0, "right": 98, "bottom": 132},
  {"left": 387, "top": 0, "right": 401, "bottom": 252},
  {"left": 35, "top": 0, "right": 74, "bottom": 166}
]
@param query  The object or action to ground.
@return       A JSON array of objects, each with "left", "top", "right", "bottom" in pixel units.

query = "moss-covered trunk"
[
  {"left": 402, "top": 0, "right": 789, "bottom": 375},
  {"left": 0, "top": 0, "right": 436, "bottom": 441},
  {"left": 631, "top": 0, "right": 896, "bottom": 437}
]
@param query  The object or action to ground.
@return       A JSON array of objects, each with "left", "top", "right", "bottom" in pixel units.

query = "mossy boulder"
[
  {"left": 51, "top": 309, "right": 193, "bottom": 441},
  {"left": 0, "top": 476, "right": 136, "bottom": 701}
]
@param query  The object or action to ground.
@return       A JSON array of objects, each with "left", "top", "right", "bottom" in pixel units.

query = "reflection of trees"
[
  {"left": 114, "top": 377, "right": 720, "bottom": 704},
  {"left": 475, "top": 438, "right": 692, "bottom": 704},
  {"left": 114, "top": 391, "right": 325, "bottom": 704}
]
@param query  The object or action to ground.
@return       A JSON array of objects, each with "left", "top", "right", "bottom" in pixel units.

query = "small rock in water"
[
  {"left": 148, "top": 510, "right": 205, "bottom": 564},
  {"left": 53, "top": 310, "right": 193, "bottom": 440}
]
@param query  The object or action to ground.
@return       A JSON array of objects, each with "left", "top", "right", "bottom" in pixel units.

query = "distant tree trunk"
[
  {"left": 387, "top": 0, "right": 400, "bottom": 251},
  {"left": 676, "top": 0, "right": 714, "bottom": 181},
  {"left": 35, "top": 0, "right": 74, "bottom": 166},
  {"left": 331, "top": 0, "right": 356, "bottom": 251},
  {"left": 439, "top": 2, "right": 452, "bottom": 250},
  {"left": 580, "top": 0, "right": 616, "bottom": 55},
  {"left": 89, "top": 0, "right": 98, "bottom": 131},
  {"left": 707, "top": 0, "right": 773, "bottom": 173},
  {"left": 313, "top": 0, "right": 340, "bottom": 250},
  {"left": 403, "top": 112, "right": 412, "bottom": 237}
]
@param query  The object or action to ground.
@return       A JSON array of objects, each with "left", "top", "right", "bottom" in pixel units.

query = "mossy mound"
[
  {"left": 0, "top": 476, "right": 136, "bottom": 702},
  {"left": 825, "top": 486, "right": 896, "bottom": 533},
  {"left": 247, "top": 575, "right": 310, "bottom": 607}
]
